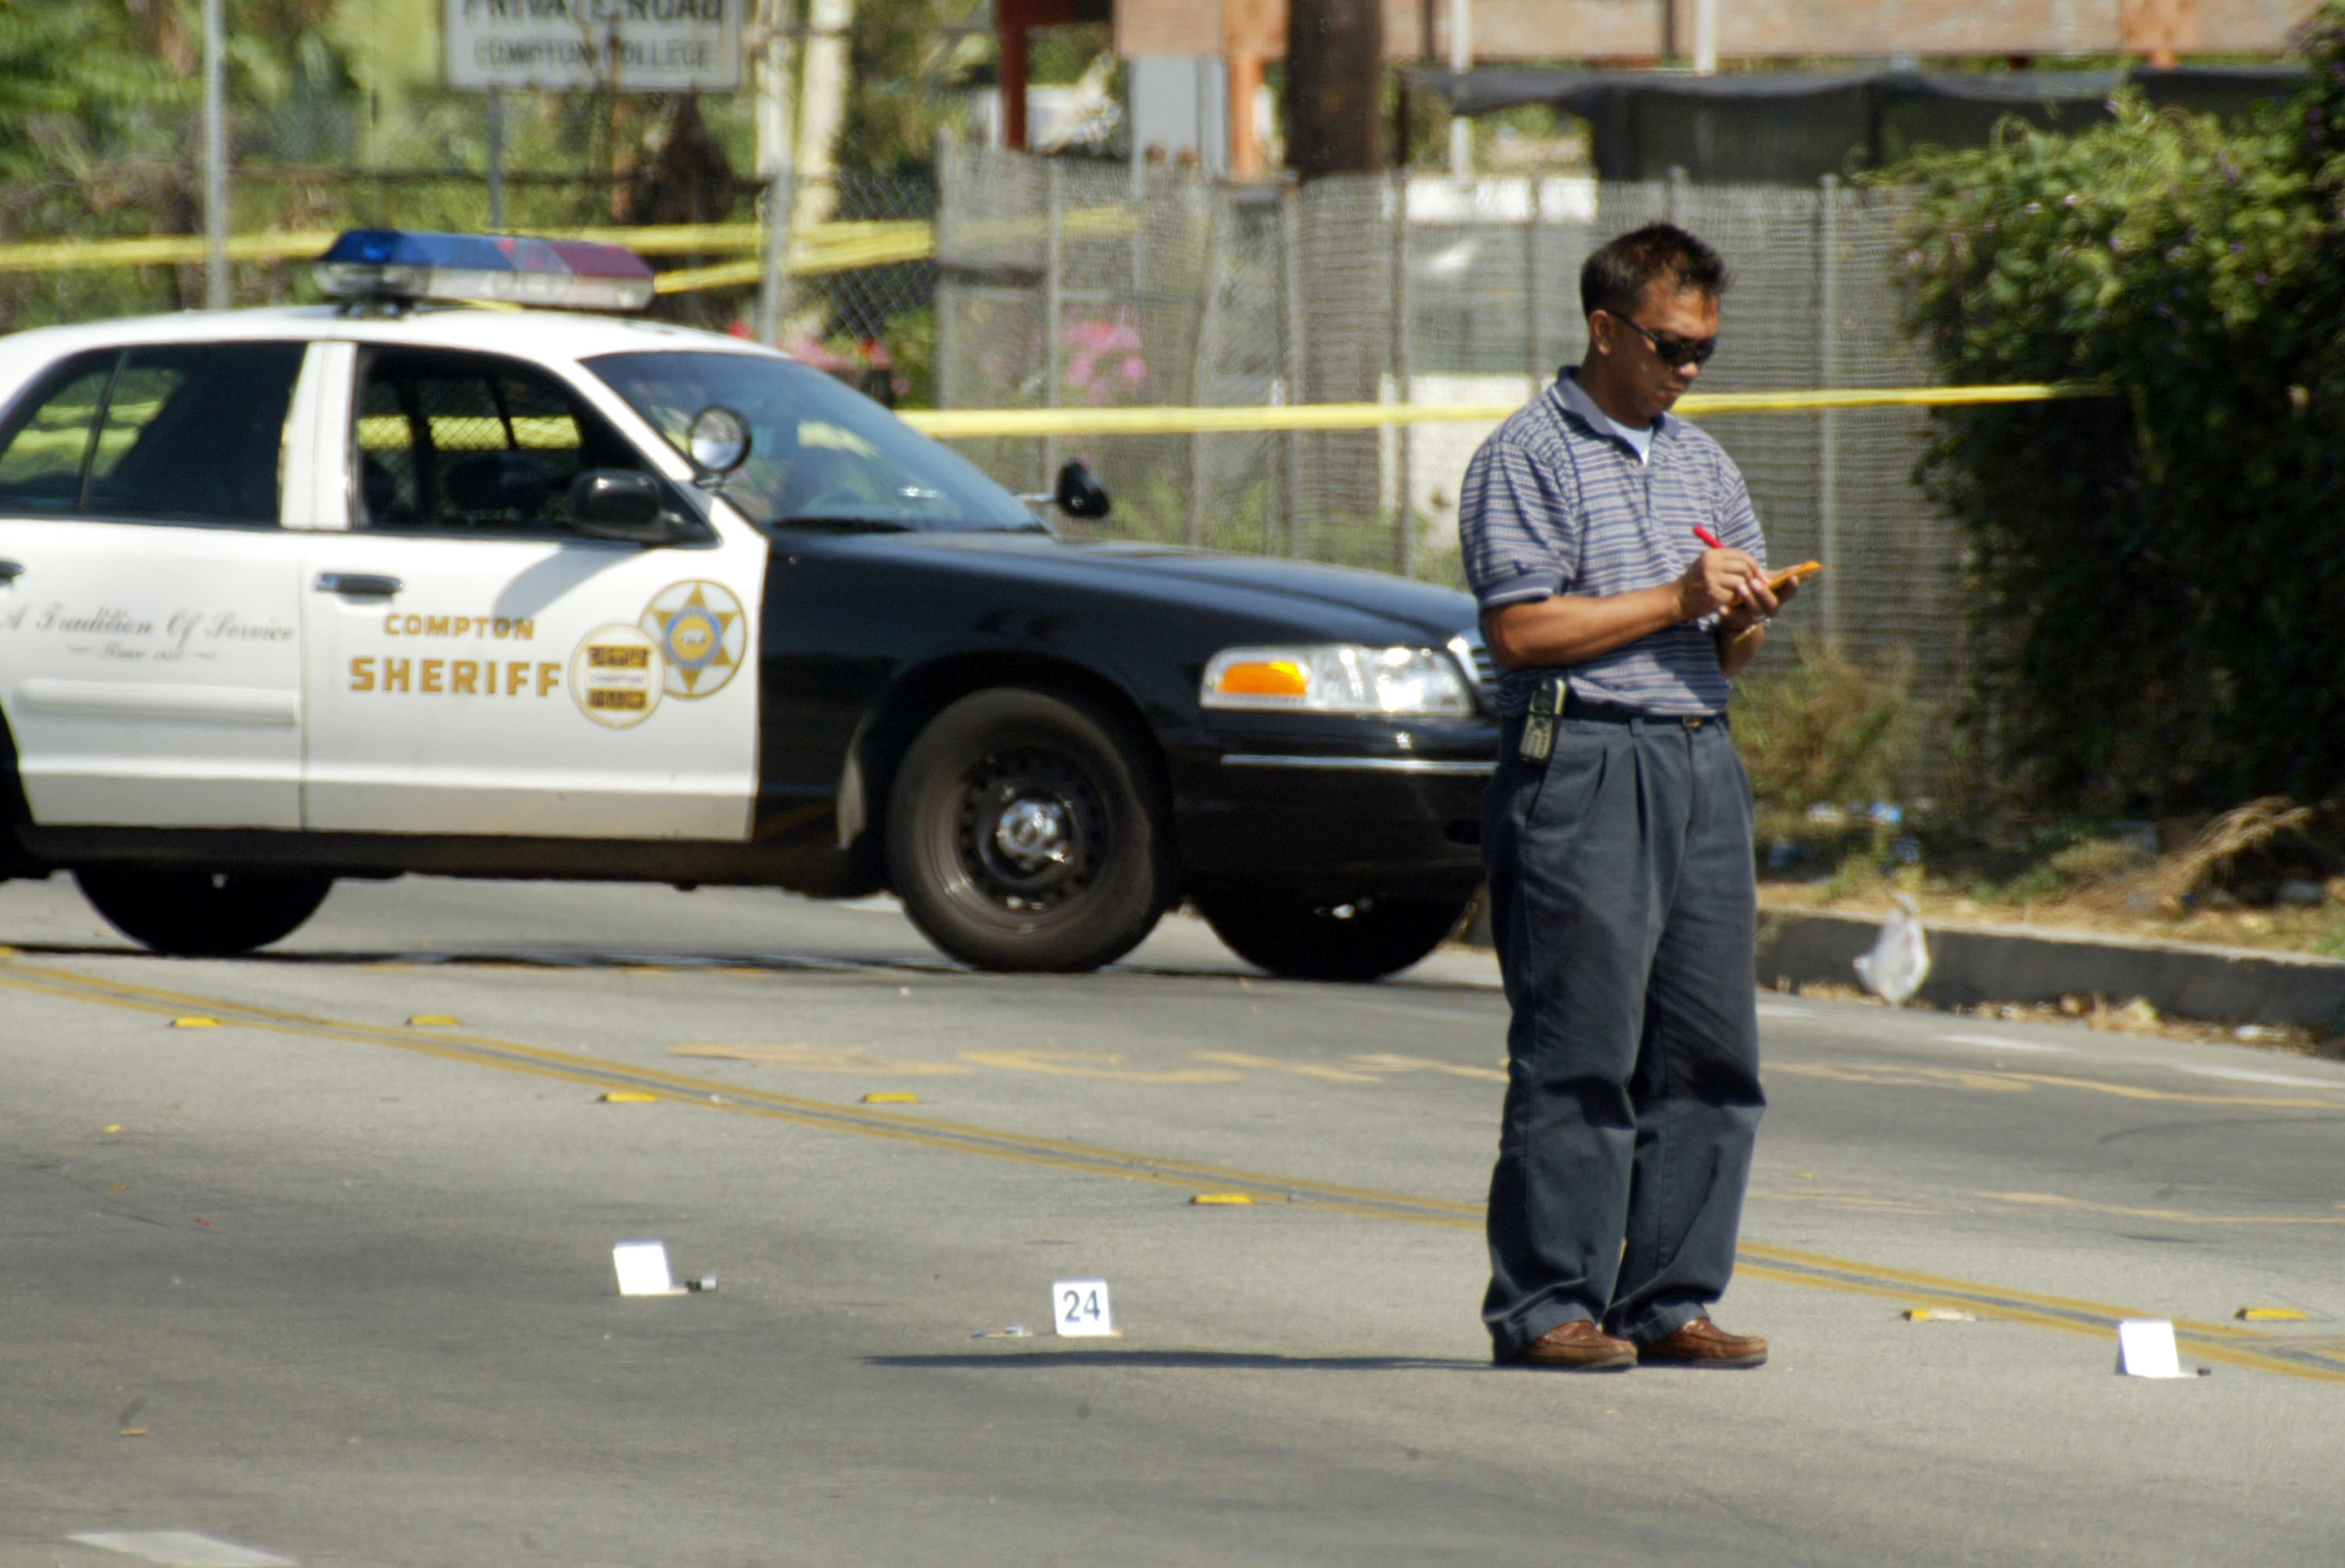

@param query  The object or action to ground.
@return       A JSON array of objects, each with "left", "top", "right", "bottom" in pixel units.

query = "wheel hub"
[
  {"left": 958, "top": 751, "right": 1104, "bottom": 913},
  {"left": 992, "top": 797, "right": 1072, "bottom": 869}
]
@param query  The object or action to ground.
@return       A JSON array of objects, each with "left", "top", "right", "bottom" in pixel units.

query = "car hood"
[{"left": 877, "top": 532, "right": 1479, "bottom": 643}]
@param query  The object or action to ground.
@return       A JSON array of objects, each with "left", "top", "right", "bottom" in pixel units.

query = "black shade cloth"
[{"left": 1405, "top": 65, "right": 2305, "bottom": 182}]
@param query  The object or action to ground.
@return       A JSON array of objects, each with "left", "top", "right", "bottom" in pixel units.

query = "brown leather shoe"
[
  {"left": 1638, "top": 1317, "right": 1767, "bottom": 1368},
  {"left": 1507, "top": 1320, "right": 1638, "bottom": 1371}
]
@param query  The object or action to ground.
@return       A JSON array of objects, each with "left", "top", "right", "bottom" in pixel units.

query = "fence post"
[
  {"left": 1667, "top": 165, "right": 1687, "bottom": 227},
  {"left": 1043, "top": 160, "right": 1065, "bottom": 492},
  {"left": 201, "top": 0, "right": 228, "bottom": 310},
  {"left": 1817, "top": 173, "right": 1842, "bottom": 648},
  {"left": 1525, "top": 174, "right": 1545, "bottom": 392},
  {"left": 1279, "top": 186, "right": 1306, "bottom": 557},
  {"left": 1391, "top": 171, "right": 1415, "bottom": 577},
  {"left": 1185, "top": 191, "right": 1226, "bottom": 550},
  {"left": 486, "top": 88, "right": 507, "bottom": 229},
  {"left": 933, "top": 131, "right": 954, "bottom": 409}
]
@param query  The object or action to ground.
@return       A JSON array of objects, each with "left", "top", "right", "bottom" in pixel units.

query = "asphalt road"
[{"left": 4, "top": 872, "right": 2343, "bottom": 1566}]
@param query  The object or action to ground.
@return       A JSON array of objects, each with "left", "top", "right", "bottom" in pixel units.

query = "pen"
[{"left": 1693, "top": 524, "right": 1757, "bottom": 618}]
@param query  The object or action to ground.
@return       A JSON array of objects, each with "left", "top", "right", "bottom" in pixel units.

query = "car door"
[
  {"left": 299, "top": 342, "right": 765, "bottom": 840},
  {"left": 0, "top": 339, "right": 311, "bottom": 829}
]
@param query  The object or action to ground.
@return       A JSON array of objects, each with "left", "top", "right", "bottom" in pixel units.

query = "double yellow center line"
[{"left": 3, "top": 950, "right": 2334, "bottom": 1384}]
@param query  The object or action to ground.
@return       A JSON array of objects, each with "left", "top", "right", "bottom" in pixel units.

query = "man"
[{"left": 1459, "top": 224, "right": 1796, "bottom": 1371}]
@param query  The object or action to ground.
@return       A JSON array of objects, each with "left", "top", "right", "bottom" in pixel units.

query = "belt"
[{"left": 1562, "top": 695, "right": 1724, "bottom": 729}]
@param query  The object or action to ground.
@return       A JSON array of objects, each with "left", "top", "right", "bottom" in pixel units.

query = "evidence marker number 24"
[{"left": 1054, "top": 1279, "right": 1115, "bottom": 1337}]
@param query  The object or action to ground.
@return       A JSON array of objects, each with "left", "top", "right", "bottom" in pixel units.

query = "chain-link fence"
[
  {"left": 936, "top": 144, "right": 1957, "bottom": 715},
  {"left": 0, "top": 90, "right": 939, "bottom": 392}
]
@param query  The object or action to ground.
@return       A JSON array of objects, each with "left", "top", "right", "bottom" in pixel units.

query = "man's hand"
[
  {"left": 1718, "top": 568, "right": 1799, "bottom": 635},
  {"left": 1677, "top": 547, "right": 1770, "bottom": 623}
]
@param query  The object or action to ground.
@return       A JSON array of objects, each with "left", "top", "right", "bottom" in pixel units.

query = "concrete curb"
[
  {"left": 1758, "top": 908, "right": 2345, "bottom": 1032},
  {"left": 1460, "top": 897, "right": 2345, "bottom": 1031}
]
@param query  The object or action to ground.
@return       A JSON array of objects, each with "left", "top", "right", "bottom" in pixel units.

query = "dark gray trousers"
[{"left": 1481, "top": 713, "right": 1764, "bottom": 1361}]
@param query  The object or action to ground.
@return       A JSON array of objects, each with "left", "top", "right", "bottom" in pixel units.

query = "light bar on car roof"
[{"left": 313, "top": 229, "right": 656, "bottom": 312}]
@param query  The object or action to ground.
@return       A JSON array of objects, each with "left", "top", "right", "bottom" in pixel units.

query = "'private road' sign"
[{"left": 446, "top": 0, "right": 742, "bottom": 94}]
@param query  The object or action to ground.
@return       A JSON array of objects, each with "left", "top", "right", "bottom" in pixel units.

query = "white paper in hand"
[
  {"left": 2116, "top": 1319, "right": 2192, "bottom": 1378},
  {"left": 614, "top": 1240, "right": 681, "bottom": 1296},
  {"left": 1051, "top": 1278, "right": 1115, "bottom": 1337},
  {"left": 1853, "top": 893, "right": 1931, "bottom": 1005}
]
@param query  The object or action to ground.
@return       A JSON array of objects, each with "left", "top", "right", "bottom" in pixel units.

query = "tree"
[{"left": 1897, "top": 7, "right": 2345, "bottom": 814}]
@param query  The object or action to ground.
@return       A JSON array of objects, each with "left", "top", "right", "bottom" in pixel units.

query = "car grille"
[{"left": 1449, "top": 631, "right": 1499, "bottom": 710}]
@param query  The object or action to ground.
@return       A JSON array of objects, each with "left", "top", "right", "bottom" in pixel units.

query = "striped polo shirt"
[{"left": 1458, "top": 369, "right": 1766, "bottom": 718}]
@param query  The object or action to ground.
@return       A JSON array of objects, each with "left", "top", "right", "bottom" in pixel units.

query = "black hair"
[{"left": 1579, "top": 224, "right": 1729, "bottom": 319}]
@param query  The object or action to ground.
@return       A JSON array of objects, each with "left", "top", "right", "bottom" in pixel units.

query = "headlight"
[{"left": 1200, "top": 645, "right": 1475, "bottom": 716}]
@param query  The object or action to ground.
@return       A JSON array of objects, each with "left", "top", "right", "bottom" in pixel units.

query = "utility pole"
[
  {"left": 1287, "top": 0, "right": 1385, "bottom": 180},
  {"left": 202, "top": 0, "right": 228, "bottom": 310},
  {"left": 1694, "top": 0, "right": 1719, "bottom": 73},
  {"left": 1447, "top": 0, "right": 1470, "bottom": 177},
  {"left": 756, "top": 0, "right": 800, "bottom": 346},
  {"left": 793, "top": 0, "right": 853, "bottom": 231}
]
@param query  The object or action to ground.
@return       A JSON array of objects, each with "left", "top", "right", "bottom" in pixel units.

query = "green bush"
[
  {"left": 1731, "top": 636, "right": 1915, "bottom": 814},
  {"left": 1894, "top": 9, "right": 2345, "bottom": 815}
]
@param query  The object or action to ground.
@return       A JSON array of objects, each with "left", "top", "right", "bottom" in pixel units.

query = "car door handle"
[
  {"left": 0, "top": 560, "right": 22, "bottom": 582},
  {"left": 314, "top": 572, "right": 403, "bottom": 598}
]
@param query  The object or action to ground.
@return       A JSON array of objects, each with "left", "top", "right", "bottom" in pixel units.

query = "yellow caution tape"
[
  {"left": 0, "top": 209, "right": 1162, "bottom": 288},
  {"left": 899, "top": 382, "right": 2110, "bottom": 441}
]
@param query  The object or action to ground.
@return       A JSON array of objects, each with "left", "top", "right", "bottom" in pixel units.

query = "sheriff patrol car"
[{"left": 0, "top": 230, "right": 1499, "bottom": 980}]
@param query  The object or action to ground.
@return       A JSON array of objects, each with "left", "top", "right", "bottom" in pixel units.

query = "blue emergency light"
[{"left": 313, "top": 229, "right": 657, "bottom": 312}]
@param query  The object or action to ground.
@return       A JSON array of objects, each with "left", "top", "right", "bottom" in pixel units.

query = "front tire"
[
  {"left": 886, "top": 688, "right": 1172, "bottom": 972},
  {"left": 75, "top": 868, "right": 332, "bottom": 957},
  {"left": 1194, "top": 886, "right": 1473, "bottom": 982}
]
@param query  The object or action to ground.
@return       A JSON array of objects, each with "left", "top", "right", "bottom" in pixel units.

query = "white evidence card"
[
  {"left": 614, "top": 1240, "right": 680, "bottom": 1296},
  {"left": 1052, "top": 1278, "right": 1116, "bottom": 1337},
  {"left": 2116, "top": 1318, "right": 2189, "bottom": 1378}
]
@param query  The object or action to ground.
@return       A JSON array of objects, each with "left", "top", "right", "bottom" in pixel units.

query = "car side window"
[
  {"left": 353, "top": 349, "right": 647, "bottom": 535},
  {"left": 0, "top": 342, "right": 305, "bottom": 524}
]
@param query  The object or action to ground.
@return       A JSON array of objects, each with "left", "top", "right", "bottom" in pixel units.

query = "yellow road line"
[
  {"left": 1983, "top": 1190, "right": 2345, "bottom": 1225},
  {"left": 899, "top": 382, "right": 2108, "bottom": 441},
  {"left": 3, "top": 951, "right": 2336, "bottom": 1382},
  {"left": 1770, "top": 1056, "right": 2345, "bottom": 1110}
]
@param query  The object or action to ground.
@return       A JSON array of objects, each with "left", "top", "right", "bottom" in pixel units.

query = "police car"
[{"left": 0, "top": 230, "right": 1499, "bottom": 980}]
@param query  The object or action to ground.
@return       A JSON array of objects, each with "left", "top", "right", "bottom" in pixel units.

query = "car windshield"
[{"left": 584, "top": 350, "right": 1040, "bottom": 533}]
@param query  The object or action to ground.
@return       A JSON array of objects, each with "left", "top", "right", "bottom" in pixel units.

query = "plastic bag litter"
[{"left": 1853, "top": 893, "right": 1931, "bottom": 1005}]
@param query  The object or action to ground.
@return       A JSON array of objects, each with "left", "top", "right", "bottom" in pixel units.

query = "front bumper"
[{"left": 1165, "top": 717, "right": 1499, "bottom": 896}]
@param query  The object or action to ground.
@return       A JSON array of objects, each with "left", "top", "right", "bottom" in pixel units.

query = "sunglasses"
[{"left": 1606, "top": 313, "right": 1718, "bottom": 368}]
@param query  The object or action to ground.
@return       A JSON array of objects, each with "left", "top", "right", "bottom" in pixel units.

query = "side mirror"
[
  {"left": 686, "top": 405, "right": 752, "bottom": 483},
  {"left": 566, "top": 470, "right": 684, "bottom": 543},
  {"left": 1054, "top": 459, "right": 1111, "bottom": 520}
]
